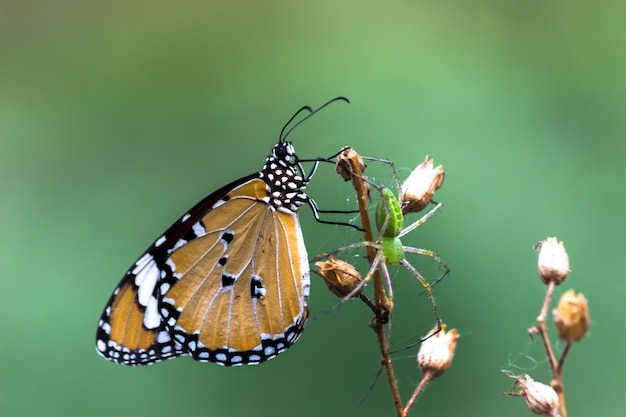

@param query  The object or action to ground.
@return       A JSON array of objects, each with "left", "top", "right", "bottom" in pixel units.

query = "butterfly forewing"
[{"left": 96, "top": 142, "right": 311, "bottom": 366}]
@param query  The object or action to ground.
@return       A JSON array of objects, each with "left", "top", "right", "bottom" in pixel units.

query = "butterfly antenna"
[
  {"left": 279, "top": 105, "right": 314, "bottom": 142},
  {"left": 281, "top": 96, "right": 350, "bottom": 141}
]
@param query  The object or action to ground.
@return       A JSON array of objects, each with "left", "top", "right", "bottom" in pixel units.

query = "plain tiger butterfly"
[{"left": 96, "top": 97, "right": 349, "bottom": 366}]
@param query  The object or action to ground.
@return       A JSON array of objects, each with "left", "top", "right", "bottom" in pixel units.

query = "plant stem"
[
  {"left": 534, "top": 281, "right": 567, "bottom": 417},
  {"left": 341, "top": 148, "right": 402, "bottom": 416},
  {"left": 403, "top": 372, "right": 433, "bottom": 416}
]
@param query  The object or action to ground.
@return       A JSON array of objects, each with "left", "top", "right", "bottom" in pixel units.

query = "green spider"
[{"left": 314, "top": 156, "right": 449, "bottom": 334}]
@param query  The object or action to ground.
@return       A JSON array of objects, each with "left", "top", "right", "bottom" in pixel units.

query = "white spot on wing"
[
  {"left": 96, "top": 339, "right": 106, "bottom": 352},
  {"left": 192, "top": 222, "right": 206, "bottom": 238},
  {"left": 135, "top": 256, "right": 159, "bottom": 307},
  {"left": 157, "top": 331, "right": 171, "bottom": 343},
  {"left": 155, "top": 235, "right": 166, "bottom": 247},
  {"left": 172, "top": 239, "right": 187, "bottom": 251},
  {"left": 132, "top": 253, "right": 152, "bottom": 277},
  {"left": 143, "top": 295, "right": 160, "bottom": 329},
  {"left": 101, "top": 322, "right": 111, "bottom": 335}
]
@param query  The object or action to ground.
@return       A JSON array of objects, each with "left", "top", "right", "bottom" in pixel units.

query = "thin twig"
[
  {"left": 535, "top": 281, "right": 558, "bottom": 374},
  {"left": 403, "top": 372, "right": 433, "bottom": 416},
  {"left": 555, "top": 342, "right": 572, "bottom": 417},
  {"left": 556, "top": 342, "right": 572, "bottom": 375},
  {"left": 371, "top": 318, "right": 403, "bottom": 416},
  {"left": 533, "top": 281, "right": 568, "bottom": 417}
]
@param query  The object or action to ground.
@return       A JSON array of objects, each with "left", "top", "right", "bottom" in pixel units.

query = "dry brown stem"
[{"left": 336, "top": 147, "right": 439, "bottom": 417}]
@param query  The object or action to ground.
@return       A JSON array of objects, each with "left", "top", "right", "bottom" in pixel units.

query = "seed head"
[
  {"left": 400, "top": 155, "right": 445, "bottom": 214},
  {"left": 417, "top": 324, "right": 459, "bottom": 378},
  {"left": 535, "top": 237, "right": 570, "bottom": 285},
  {"left": 553, "top": 289, "right": 590, "bottom": 342},
  {"left": 505, "top": 373, "right": 560, "bottom": 417},
  {"left": 314, "top": 256, "right": 363, "bottom": 298}
]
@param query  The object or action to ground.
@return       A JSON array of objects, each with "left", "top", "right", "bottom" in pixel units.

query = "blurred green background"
[{"left": 2, "top": 1, "right": 624, "bottom": 416}]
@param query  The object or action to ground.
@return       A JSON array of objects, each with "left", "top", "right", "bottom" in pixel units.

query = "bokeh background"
[{"left": 2, "top": 1, "right": 624, "bottom": 416}]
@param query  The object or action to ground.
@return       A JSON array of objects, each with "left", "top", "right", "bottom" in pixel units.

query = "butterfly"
[{"left": 96, "top": 97, "right": 349, "bottom": 366}]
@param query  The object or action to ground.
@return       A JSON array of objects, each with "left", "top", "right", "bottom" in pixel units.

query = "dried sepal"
[
  {"left": 314, "top": 256, "right": 363, "bottom": 298},
  {"left": 535, "top": 237, "right": 570, "bottom": 285},
  {"left": 553, "top": 289, "right": 590, "bottom": 342},
  {"left": 417, "top": 324, "right": 459, "bottom": 378},
  {"left": 400, "top": 155, "right": 445, "bottom": 214},
  {"left": 335, "top": 146, "right": 366, "bottom": 181},
  {"left": 505, "top": 373, "right": 560, "bottom": 417}
]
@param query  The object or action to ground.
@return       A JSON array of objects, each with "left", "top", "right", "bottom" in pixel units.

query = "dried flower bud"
[
  {"left": 335, "top": 146, "right": 366, "bottom": 181},
  {"left": 400, "top": 155, "right": 445, "bottom": 214},
  {"left": 314, "top": 256, "right": 363, "bottom": 298},
  {"left": 535, "top": 237, "right": 570, "bottom": 285},
  {"left": 417, "top": 324, "right": 459, "bottom": 378},
  {"left": 553, "top": 289, "right": 590, "bottom": 342},
  {"left": 505, "top": 374, "right": 560, "bottom": 417}
]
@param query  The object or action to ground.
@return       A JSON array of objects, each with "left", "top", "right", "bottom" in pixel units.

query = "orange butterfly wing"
[
  {"left": 164, "top": 179, "right": 309, "bottom": 364},
  {"left": 96, "top": 142, "right": 311, "bottom": 366}
]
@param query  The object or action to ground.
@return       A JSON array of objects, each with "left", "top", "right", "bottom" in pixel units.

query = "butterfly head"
[
  {"left": 262, "top": 96, "right": 349, "bottom": 200},
  {"left": 261, "top": 141, "right": 309, "bottom": 214},
  {"left": 273, "top": 139, "right": 297, "bottom": 164}
]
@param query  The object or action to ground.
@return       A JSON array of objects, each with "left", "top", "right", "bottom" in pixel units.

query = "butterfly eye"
[
  {"left": 274, "top": 142, "right": 296, "bottom": 164},
  {"left": 274, "top": 144, "right": 286, "bottom": 158}
]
